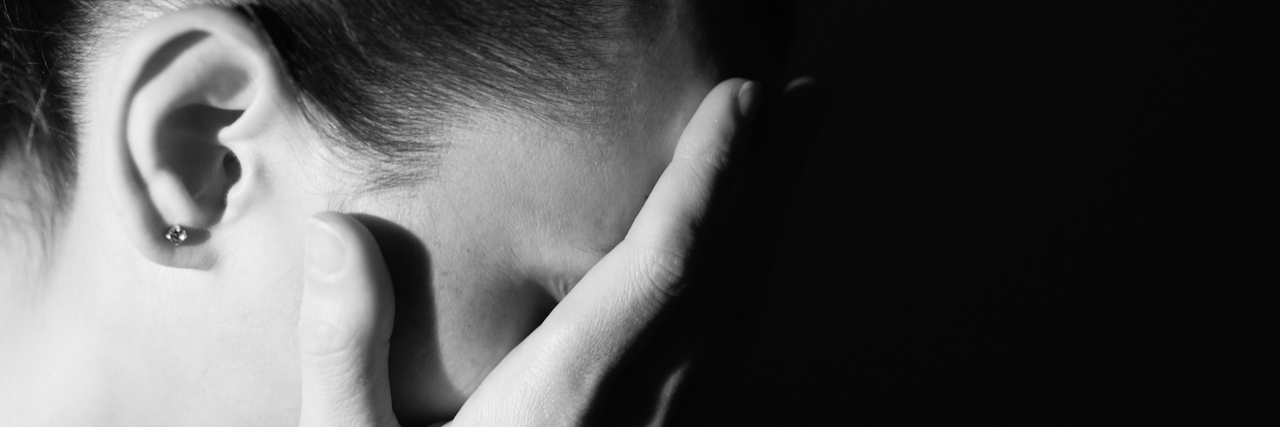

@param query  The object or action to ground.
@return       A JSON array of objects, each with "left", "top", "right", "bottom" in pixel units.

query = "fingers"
[
  {"left": 570, "top": 78, "right": 758, "bottom": 323},
  {"left": 450, "top": 79, "right": 759, "bottom": 426},
  {"left": 724, "top": 75, "right": 831, "bottom": 269},
  {"left": 765, "top": 76, "right": 830, "bottom": 187},
  {"left": 624, "top": 78, "right": 759, "bottom": 265},
  {"left": 298, "top": 212, "right": 398, "bottom": 427},
  {"left": 542, "top": 77, "right": 757, "bottom": 416},
  {"left": 562, "top": 77, "right": 758, "bottom": 349}
]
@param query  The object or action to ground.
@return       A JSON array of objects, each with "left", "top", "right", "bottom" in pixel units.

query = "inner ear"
[{"left": 155, "top": 104, "right": 244, "bottom": 224}]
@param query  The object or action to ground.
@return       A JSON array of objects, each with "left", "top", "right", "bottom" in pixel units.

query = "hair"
[
  {"left": 2, "top": 0, "right": 700, "bottom": 257},
  {"left": 238, "top": 0, "right": 673, "bottom": 186},
  {"left": 2, "top": 0, "right": 76, "bottom": 263}
]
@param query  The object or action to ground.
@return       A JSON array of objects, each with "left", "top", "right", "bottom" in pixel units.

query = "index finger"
[
  {"left": 624, "top": 78, "right": 758, "bottom": 267},
  {"left": 561, "top": 77, "right": 756, "bottom": 334},
  {"left": 449, "top": 78, "right": 759, "bottom": 426}
]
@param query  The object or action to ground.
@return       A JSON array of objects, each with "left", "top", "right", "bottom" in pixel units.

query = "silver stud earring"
[{"left": 165, "top": 225, "right": 188, "bottom": 246}]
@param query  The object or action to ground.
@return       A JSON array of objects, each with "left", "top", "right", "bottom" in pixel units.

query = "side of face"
[
  {"left": 354, "top": 10, "right": 715, "bottom": 420},
  {"left": 30, "top": 4, "right": 712, "bottom": 425}
]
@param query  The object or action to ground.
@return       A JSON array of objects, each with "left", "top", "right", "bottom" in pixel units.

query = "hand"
[{"left": 295, "top": 78, "right": 760, "bottom": 427}]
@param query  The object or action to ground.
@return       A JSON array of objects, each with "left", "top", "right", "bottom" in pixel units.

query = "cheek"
[
  {"left": 540, "top": 141, "right": 671, "bottom": 257},
  {"left": 579, "top": 167, "right": 659, "bottom": 250},
  {"left": 375, "top": 201, "right": 556, "bottom": 424},
  {"left": 372, "top": 122, "right": 671, "bottom": 422},
  {"left": 386, "top": 263, "right": 554, "bottom": 423},
  {"left": 501, "top": 134, "right": 673, "bottom": 300}
]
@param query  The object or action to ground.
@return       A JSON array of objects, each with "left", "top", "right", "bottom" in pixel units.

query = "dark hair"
[
  {"left": 243, "top": 0, "right": 673, "bottom": 186},
  {"left": 2, "top": 0, "right": 77, "bottom": 209},
  {"left": 2, "top": 0, "right": 675, "bottom": 224}
]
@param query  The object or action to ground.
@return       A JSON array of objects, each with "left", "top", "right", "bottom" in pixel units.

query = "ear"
[{"left": 105, "top": 6, "right": 290, "bottom": 269}]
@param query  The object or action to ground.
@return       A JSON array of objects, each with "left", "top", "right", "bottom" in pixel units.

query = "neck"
[{"left": 0, "top": 167, "right": 129, "bottom": 424}]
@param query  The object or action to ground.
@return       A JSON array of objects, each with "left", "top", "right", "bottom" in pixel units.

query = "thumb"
[{"left": 299, "top": 212, "right": 399, "bottom": 427}]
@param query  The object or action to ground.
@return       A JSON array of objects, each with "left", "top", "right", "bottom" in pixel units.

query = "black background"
[{"left": 649, "top": 2, "right": 1259, "bottom": 425}]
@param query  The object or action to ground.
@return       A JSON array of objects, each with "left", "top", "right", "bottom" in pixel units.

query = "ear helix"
[{"left": 104, "top": 6, "right": 285, "bottom": 270}]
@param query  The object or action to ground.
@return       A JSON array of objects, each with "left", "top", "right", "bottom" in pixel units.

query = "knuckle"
[
  {"left": 299, "top": 316, "right": 359, "bottom": 358},
  {"left": 674, "top": 143, "right": 731, "bottom": 178},
  {"left": 629, "top": 239, "right": 689, "bottom": 301}
]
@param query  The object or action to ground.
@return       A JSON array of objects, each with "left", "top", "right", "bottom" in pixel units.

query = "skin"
[
  {"left": 299, "top": 77, "right": 757, "bottom": 427},
  {"left": 0, "top": 4, "right": 724, "bottom": 426}
]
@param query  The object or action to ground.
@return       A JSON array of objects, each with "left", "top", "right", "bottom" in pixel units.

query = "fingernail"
[
  {"left": 306, "top": 217, "right": 345, "bottom": 277},
  {"left": 737, "top": 80, "right": 760, "bottom": 119},
  {"left": 784, "top": 76, "right": 817, "bottom": 93}
]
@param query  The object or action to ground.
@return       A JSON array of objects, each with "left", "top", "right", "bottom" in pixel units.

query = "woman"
[{"left": 1, "top": 0, "right": 767, "bottom": 425}]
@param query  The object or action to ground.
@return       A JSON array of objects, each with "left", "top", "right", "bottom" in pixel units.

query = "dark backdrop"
[{"left": 641, "top": 2, "right": 1255, "bottom": 425}]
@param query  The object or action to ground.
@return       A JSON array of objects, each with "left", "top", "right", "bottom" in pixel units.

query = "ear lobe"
[{"left": 106, "top": 6, "right": 287, "bottom": 269}]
